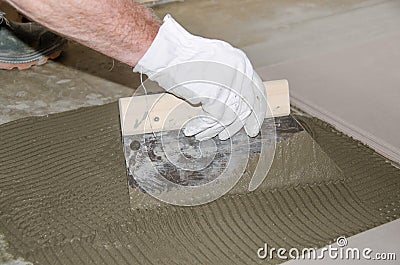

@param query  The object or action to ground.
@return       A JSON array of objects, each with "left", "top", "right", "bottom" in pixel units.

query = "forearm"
[{"left": 5, "top": 0, "right": 161, "bottom": 66}]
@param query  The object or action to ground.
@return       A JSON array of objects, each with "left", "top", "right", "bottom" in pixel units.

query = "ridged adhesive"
[{"left": 0, "top": 102, "right": 399, "bottom": 264}]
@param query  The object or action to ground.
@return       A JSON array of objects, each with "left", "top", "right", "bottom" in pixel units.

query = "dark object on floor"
[{"left": 0, "top": 13, "right": 67, "bottom": 70}]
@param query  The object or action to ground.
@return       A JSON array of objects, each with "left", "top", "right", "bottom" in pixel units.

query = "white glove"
[{"left": 133, "top": 14, "right": 267, "bottom": 141}]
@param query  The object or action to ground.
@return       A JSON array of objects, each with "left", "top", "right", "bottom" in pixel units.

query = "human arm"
[
  {"left": 5, "top": 0, "right": 267, "bottom": 140},
  {"left": 5, "top": 0, "right": 161, "bottom": 66}
]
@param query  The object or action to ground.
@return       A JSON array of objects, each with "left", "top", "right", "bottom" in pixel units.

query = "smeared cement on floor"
[
  {"left": 0, "top": 102, "right": 399, "bottom": 264},
  {"left": 0, "top": 41, "right": 137, "bottom": 124},
  {"left": 0, "top": 235, "right": 32, "bottom": 265}
]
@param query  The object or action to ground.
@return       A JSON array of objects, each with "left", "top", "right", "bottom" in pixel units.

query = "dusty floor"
[
  {"left": 1, "top": 0, "right": 398, "bottom": 163},
  {"left": 0, "top": 0, "right": 392, "bottom": 120}
]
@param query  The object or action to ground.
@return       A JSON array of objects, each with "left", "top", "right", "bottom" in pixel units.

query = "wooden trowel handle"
[{"left": 119, "top": 79, "right": 290, "bottom": 136}]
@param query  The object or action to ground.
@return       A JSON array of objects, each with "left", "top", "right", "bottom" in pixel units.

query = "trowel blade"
[{"left": 121, "top": 115, "right": 303, "bottom": 203}]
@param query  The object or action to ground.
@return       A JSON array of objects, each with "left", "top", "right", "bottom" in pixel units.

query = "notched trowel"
[{"left": 118, "top": 79, "right": 342, "bottom": 206}]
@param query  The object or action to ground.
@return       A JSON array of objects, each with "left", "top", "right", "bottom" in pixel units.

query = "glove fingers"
[
  {"left": 218, "top": 118, "right": 245, "bottom": 140},
  {"left": 200, "top": 98, "right": 249, "bottom": 140},
  {"left": 184, "top": 100, "right": 241, "bottom": 140},
  {"left": 195, "top": 123, "right": 225, "bottom": 141},
  {"left": 192, "top": 77, "right": 257, "bottom": 141},
  {"left": 202, "top": 97, "right": 235, "bottom": 126},
  {"left": 183, "top": 115, "right": 217, "bottom": 136},
  {"left": 244, "top": 72, "right": 267, "bottom": 137},
  {"left": 224, "top": 80, "right": 255, "bottom": 138},
  {"left": 197, "top": 95, "right": 252, "bottom": 141},
  {"left": 244, "top": 90, "right": 262, "bottom": 137},
  {"left": 244, "top": 112, "right": 261, "bottom": 137}
]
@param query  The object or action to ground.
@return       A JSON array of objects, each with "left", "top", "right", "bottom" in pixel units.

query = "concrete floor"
[
  {"left": 1, "top": 0, "right": 398, "bottom": 164},
  {"left": 155, "top": 0, "right": 400, "bottom": 164}
]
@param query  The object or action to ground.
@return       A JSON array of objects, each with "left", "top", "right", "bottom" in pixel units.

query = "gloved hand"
[{"left": 133, "top": 14, "right": 267, "bottom": 141}]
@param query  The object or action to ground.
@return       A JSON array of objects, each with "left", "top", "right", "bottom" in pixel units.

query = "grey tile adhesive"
[{"left": 0, "top": 102, "right": 399, "bottom": 264}]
